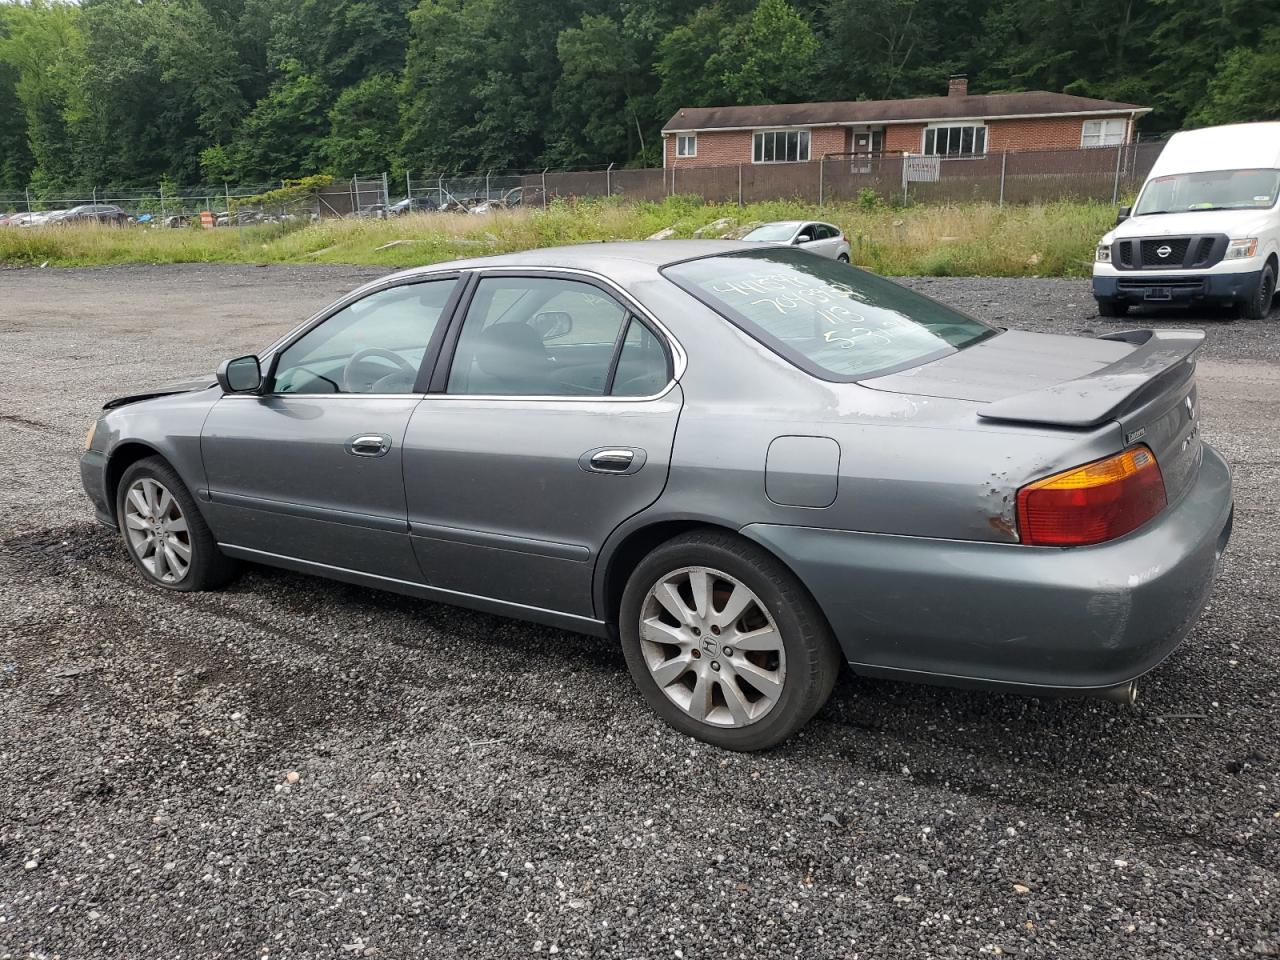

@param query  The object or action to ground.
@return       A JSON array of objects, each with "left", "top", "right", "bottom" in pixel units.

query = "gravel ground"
[{"left": 1, "top": 264, "right": 1277, "bottom": 959}]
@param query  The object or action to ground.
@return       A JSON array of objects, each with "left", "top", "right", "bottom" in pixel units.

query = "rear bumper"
[
  {"left": 741, "top": 444, "right": 1233, "bottom": 697},
  {"left": 1093, "top": 268, "right": 1261, "bottom": 306}
]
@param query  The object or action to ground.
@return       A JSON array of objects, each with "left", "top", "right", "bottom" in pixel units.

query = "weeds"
[{"left": 0, "top": 197, "right": 1116, "bottom": 277}]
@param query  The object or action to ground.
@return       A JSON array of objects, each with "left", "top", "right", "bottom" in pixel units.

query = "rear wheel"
[
  {"left": 1096, "top": 298, "right": 1129, "bottom": 318},
  {"left": 1237, "top": 262, "right": 1276, "bottom": 320},
  {"left": 837, "top": 253, "right": 851, "bottom": 263},
  {"left": 619, "top": 530, "right": 840, "bottom": 751},
  {"left": 116, "top": 456, "right": 239, "bottom": 591}
]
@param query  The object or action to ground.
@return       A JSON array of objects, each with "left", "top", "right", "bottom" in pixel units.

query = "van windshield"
[
  {"left": 1134, "top": 168, "right": 1280, "bottom": 214},
  {"left": 662, "top": 248, "right": 997, "bottom": 380}
]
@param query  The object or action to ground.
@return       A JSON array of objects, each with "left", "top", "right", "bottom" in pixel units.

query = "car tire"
[
  {"left": 1237, "top": 262, "right": 1276, "bottom": 320},
  {"left": 1096, "top": 298, "right": 1129, "bottom": 318},
  {"left": 115, "top": 456, "right": 239, "bottom": 592},
  {"left": 837, "top": 253, "right": 851, "bottom": 263},
  {"left": 619, "top": 529, "right": 841, "bottom": 751}
]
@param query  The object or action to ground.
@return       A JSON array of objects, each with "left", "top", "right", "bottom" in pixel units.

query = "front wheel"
[
  {"left": 1096, "top": 298, "right": 1129, "bottom": 318},
  {"left": 116, "top": 456, "right": 239, "bottom": 591},
  {"left": 837, "top": 253, "right": 850, "bottom": 263},
  {"left": 1237, "top": 263, "right": 1276, "bottom": 320},
  {"left": 619, "top": 530, "right": 841, "bottom": 751}
]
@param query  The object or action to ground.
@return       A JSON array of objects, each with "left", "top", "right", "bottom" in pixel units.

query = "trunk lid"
[{"left": 862, "top": 328, "right": 1205, "bottom": 504}]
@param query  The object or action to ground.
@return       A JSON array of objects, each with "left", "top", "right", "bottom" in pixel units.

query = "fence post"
[
  {"left": 225, "top": 182, "right": 232, "bottom": 219},
  {"left": 382, "top": 171, "right": 390, "bottom": 207},
  {"left": 818, "top": 157, "right": 825, "bottom": 207},
  {"left": 93, "top": 186, "right": 98, "bottom": 204},
  {"left": 406, "top": 171, "right": 412, "bottom": 201},
  {"left": 25, "top": 187, "right": 30, "bottom": 214},
  {"left": 998, "top": 151, "right": 1007, "bottom": 207},
  {"left": 349, "top": 177, "right": 356, "bottom": 216},
  {"left": 1111, "top": 143, "right": 1123, "bottom": 205},
  {"left": 437, "top": 173, "right": 443, "bottom": 207},
  {"left": 737, "top": 165, "right": 742, "bottom": 207},
  {"left": 159, "top": 182, "right": 166, "bottom": 222},
  {"left": 605, "top": 162, "right": 613, "bottom": 197},
  {"left": 670, "top": 164, "right": 675, "bottom": 197},
  {"left": 541, "top": 168, "right": 548, "bottom": 208},
  {"left": 484, "top": 170, "right": 490, "bottom": 202}
]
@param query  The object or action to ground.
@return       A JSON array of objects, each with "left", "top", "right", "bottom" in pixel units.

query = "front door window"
[{"left": 272, "top": 279, "right": 456, "bottom": 394}]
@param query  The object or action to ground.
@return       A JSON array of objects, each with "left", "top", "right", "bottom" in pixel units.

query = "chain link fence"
[{"left": 0, "top": 142, "right": 1167, "bottom": 226}]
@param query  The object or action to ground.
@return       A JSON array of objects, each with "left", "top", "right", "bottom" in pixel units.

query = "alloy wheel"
[
  {"left": 123, "top": 477, "right": 192, "bottom": 584},
  {"left": 639, "top": 566, "right": 786, "bottom": 728}
]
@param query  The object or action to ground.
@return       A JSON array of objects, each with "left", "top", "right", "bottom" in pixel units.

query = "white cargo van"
[{"left": 1093, "top": 122, "right": 1280, "bottom": 319}]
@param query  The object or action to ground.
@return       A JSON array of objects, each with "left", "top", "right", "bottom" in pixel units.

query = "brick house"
[{"left": 661, "top": 76, "right": 1151, "bottom": 168}]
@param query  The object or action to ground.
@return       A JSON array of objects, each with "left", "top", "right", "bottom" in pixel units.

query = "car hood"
[
  {"left": 861, "top": 330, "right": 1131, "bottom": 405},
  {"left": 1105, "top": 208, "right": 1273, "bottom": 242},
  {"left": 103, "top": 374, "right": 216, "bottom": 409}
]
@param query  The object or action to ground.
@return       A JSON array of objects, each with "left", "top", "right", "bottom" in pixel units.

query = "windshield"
[
  {"left": 742, "top": 222, "right": 801, "bottom": 242},
  {"left": 1134, "top": 168, "right": 1280, "bottom": 214},
  {"left": 663, "top": 248, "right": 996, "bottom": 380}
]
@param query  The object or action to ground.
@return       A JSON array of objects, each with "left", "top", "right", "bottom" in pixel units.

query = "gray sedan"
[{"left": 81, "top": 241, "right": 1234, "bottom": 750}]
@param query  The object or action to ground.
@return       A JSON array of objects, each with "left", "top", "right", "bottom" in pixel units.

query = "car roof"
[{"left": 385, "top": 239, "right": 755, "bottom": 281}]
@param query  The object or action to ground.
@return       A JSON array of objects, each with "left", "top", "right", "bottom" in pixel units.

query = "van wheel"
[
  {"left": 1238, "top": 263, "right": 1276, "bottom": 320},
  {"left": 619, "top": 530, "right": 841, "bottom": 751},
  {"left": 1096, "top": 298, "right": 1128, "bottom": 318}
]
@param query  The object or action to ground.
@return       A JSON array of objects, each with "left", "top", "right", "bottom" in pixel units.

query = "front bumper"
[
  {"left": 80, "top": 448, "right": 115, "bottom": 526},
  {"left": 741, "top": 444, "right": 1234, "bottom": 697},
  {"left": 1093, "top": 267, "right": 1261, "bottom": 307}
]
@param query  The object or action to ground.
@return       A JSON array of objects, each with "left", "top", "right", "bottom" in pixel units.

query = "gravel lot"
[{"left": 1, "top": 264, "right": 1277, "bottom": 959}]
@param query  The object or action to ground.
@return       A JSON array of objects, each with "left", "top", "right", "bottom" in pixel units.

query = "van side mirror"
[
  {"left": 216, "top": 355, "right": 262, "bottom": 393},
  {"left": 1116, "top": 206, "right": 1131, "bottom": 225}
]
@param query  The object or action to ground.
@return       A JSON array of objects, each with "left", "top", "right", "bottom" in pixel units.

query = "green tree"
[
  {"left": 0, "top": 0, "right": 88, "bottom": 192},
  {"left": 712, "top": 0, "right": 818, "bottom": 104},
  {"left": 216, "top": 61, "right": 329, "bottom": 180},
  {"left": 1190, "top": 26, "right": 1280, "bottom": 126},
  {"left": 323, "top": 73, "right": 401, "bottom": 174}
]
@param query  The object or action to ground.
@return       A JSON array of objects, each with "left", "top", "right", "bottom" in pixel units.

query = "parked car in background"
[
  {"left": 47, "top": 203, "right": 129, "bottom": 226},
  {"left": 389, "top": 196, "right": 438, "bottom": 216},
  {"left": 740, "top": 221, "right": 851, "bottom": 261},
  {"left": 81, "top": 241, "right": 1232, "bottom": 751},
  {"left": 18, "top": 210, "right": 69, "bottom": 227},
  {"left": 357, "top": 203, "right": 389, "bottom": 219},
  {"left": 1094, "top": 121, "right": 1280, "bottom": 320}
]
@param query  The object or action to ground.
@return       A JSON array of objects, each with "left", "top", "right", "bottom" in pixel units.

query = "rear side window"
[{"left": 663, "top": 248, "right": 996, "bottom": 380}]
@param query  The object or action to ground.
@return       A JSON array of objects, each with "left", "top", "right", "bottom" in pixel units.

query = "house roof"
[{"left": 661, "top": 91, "right": 1150, "bottom": 133}]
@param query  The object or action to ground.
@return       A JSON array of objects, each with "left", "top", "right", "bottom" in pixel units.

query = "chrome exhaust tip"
[{"left": 1097, "top": 680, "right": 1139, "bottom": 706}]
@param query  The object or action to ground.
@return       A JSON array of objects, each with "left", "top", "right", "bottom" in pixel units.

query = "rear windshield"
[{"left": 663, "top": 248, "right": 996, "bottom": 380}]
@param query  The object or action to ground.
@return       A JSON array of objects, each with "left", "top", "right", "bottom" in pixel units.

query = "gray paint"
[
  {"left": 765, "top": 436, "right": 840, "bottom": 508},
  {"left": 81, "top": 240, "right": 1235, "bottom": 700}
]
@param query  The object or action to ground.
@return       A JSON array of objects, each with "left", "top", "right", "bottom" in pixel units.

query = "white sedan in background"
[{"left": 740, "top": 221, "right": 851, "bottom": 261}]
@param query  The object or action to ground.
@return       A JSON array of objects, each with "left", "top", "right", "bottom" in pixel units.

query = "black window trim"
[
  {"left": 659, "top": 248, "right": 1001, "bottom": 384},
  {"left": 424, "top": 267, "right": 677, "bottom": 400}
]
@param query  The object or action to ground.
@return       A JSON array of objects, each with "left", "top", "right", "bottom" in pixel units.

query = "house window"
[
  {"left": 676, "top": 134, "right": 697, "bottom": 158},
  {"left": 1081, "top": 118, "right": 1127, "bottom": 148},
  {"left": 753, "top": 129, "right": 811, "bottom": 163},
  {"left": 923, "top": 124, "right": 986, "bottom": 157}
]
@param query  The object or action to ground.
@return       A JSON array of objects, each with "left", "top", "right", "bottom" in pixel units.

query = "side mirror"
[
  {"left": 1115, "top": 205, "right": 1131, "bottom": 225},
  {"left": 216, "top": 355, "right": 262, "bottom": 393},
  {"left": 530, "top": 310, "right": 573, "bottom": 340},
  {"left": 794, "top": 234, "right": 813, "bottom": 244}
]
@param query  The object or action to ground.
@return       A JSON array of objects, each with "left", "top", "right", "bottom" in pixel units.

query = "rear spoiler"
[{"left": 977, "top": 329, "right": 1204, "bottom": 428}]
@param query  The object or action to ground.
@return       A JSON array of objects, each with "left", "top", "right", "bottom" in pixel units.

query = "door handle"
[
  {"left": 347, "top": 433, "right": 392, "bottom": 458},
  {"left": 591, "top": 449, "right": 634, "bottom": 470},
  {"left": 580, "top": 446, "right": 647, "bottom": 475}
]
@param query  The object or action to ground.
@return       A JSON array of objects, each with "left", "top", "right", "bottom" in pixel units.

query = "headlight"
[
  {"left": 1095, "top": 243, "right": 1112, "bottom": 263},
  {"left": 1225, "top": 238, "right": 1258, "bottom": 260},
  {"left": 84, "top": 421, "right": 97, "bottom": 450}
]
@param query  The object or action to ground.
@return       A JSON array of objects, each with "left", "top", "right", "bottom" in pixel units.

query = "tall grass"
[{"left": 0, "top": 197, "right": 1116, "bottom": 276}]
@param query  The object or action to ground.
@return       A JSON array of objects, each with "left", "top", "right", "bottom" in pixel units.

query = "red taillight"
[{"left": 1016, "top": 445, "right": 1167, "bottom": 546}]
